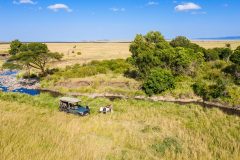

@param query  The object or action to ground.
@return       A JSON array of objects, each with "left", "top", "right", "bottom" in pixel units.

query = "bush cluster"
[
  {"left": 142, "top": 68, "right": 175, "bottom": 96},
  {"left": 51, "top": 59, "right": 132, "bottom": 79},
  {"left": 130, "top": 31, "right": 240, "bottom": 100},
  {"left": 192, "top": 78, "right": 227, "bottom": 101}
]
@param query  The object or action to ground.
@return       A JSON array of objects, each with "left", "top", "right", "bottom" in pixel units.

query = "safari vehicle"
[{"left": 59, "top": 97, "right": 90, "bottom": 116}]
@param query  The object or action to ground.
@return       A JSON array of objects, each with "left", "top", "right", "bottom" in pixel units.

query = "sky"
[{"left": 0, "top": 0, "right": 239, "bottom": 42}]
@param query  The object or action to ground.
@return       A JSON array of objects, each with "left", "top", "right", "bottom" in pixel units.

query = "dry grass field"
[
  {"left": 192, "top": 40, "right": 240, "bottom": 49},
  {"left": 0, "top": 43, "right": 131, "bottom": 67},
  {"left": 1, "top": 41, "right": 240, "bottom": 68},
  {"left": 0, "top": 93, "right": 239, "bottom": 160}
]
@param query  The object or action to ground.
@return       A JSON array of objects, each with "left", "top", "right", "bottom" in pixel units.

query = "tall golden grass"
[
  {"left": 1, "top": 41, "right": 240, "bottom": 68},
  {"left": 0, "top": 95, "right": 239, "bottom": 160}
]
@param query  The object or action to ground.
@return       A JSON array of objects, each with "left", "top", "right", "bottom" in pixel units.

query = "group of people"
[{"left": 99, "top": 104, "right": 113, "bottom": 114}]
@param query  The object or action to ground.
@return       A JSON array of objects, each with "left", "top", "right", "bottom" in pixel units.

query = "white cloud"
[
  {"left": 13, "top": 0, "right": 36, "bottom": 5},
  {"left": 175, "top": 2, "right": 201, "bottom": 12},
  {"left": 48, "top": 4, "right": 72, "bottom": 12},
  {"left": 147, "top": 1, "right": 159, "bottom": 6},
  {"left": 110, "top": 7, "right": 125, "bottom": 12}
]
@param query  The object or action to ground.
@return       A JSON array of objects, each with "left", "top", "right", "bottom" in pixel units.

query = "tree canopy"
[
  {"left": 170, "top": 36, "right": 191, "bottom": 48},
  {"left": 129, "top": 31, "right": 203, "bottom": 77},
  {"left": 6, "top": 42, "right": 63, "bottom": 75},
  {"left": 9, "top": 40, "right": 22, "bottom": 55}
]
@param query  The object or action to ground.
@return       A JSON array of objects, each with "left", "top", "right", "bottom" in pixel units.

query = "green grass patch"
[{"left": 152, "top": 137, "right": 182, "bottom": 155}]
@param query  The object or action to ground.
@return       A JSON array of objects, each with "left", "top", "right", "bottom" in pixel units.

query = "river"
[{"left": 0, "top": 70, "right": 40, "bottom": 96}]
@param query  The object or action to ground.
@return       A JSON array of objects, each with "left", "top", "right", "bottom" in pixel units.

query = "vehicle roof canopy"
[{"left": 60, "top": 97, "right": 81, "bottom": 104}]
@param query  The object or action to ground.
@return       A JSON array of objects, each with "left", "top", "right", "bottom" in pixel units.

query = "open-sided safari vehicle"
[{"left": 59, "top": 97, "right": 90, "bottom": 116}]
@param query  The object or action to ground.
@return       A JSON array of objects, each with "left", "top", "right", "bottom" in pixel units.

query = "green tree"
[
  {"left": 129, "top": 31, "right": 171, "bottom": 76},
  {"left": 172, "top": 47, "right": 193, "bottom": 73},
  {"left": 219, "top": 48, "right": 232, "bottom": 61},
  {"left": 9, "top": 40, "right": 22, "bottom": 55},
  {"left": 130, "top": 32, "right": 204, "bottom": 77},
  {"left": 143, "top": 68, "right": 175, "bottom": 96},
  {"left": 170, "top": 36, "right": 205, "bottom": 53},
  {"left": 188, "top": 43, "right": 206, "bottom": 53},
  {"left": 170, "top": 36, "right": 191, "bottom": 48},
  {"left": 7, "top": 43, "right": 63, "bottom": 75},
  {"left": 230, "top": 50, "right": 240, "bottom": 65},
  {"left": 204, "top": 49, "right": 220, "bottom": 61}
]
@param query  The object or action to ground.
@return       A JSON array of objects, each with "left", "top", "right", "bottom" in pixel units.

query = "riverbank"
[{"left": 0, "top": 70, "right": 40, "bottom": 95}]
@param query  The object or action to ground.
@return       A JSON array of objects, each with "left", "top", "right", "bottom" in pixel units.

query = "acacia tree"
[
  {"left": 7, "top": 42, "right": 62, "bottom": 76},
  {"left": 9, "top": 40, "right": 22, "bottom": 55}
]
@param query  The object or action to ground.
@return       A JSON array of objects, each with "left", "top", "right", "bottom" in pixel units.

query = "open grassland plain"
[
  {"left": 0, "top": 93, "right": 240, "bottom": 160},
  {"left": 192, "top": 40, "right": 240, "bottom": 49},
  {"left": 1, "top": 41, "right": 240, "bottom": 68},
  {"left": 0, "top": 43, "right": 131, "bottom": 67}
]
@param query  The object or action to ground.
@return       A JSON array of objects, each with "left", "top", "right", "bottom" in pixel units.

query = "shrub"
[
  {"left": 152, "top": 137, "right": 182, "bottom": 155},
  {"left": 77, "top": 52, "right": 82, "bottom": 55},
  {"left": 211, "top": 60, "right": 227, "bottom": 69},
  {"left": 23, "top": 73, "right": 38, "bottom": 79},
  {"left": 225, "top": 43, "right": 231, "bottom": 48},
  {"left": 219, "top": 48, "right": 232, "bottom": 60},
  {"left": 143, "top": 68, "right": 175, "bottom": 96},
  {"left": 124, "top": 68, "right": 139, "bottom": 79},
  {"left": 208, "top": 79, "right": 227, "bottom": 98},
  {"left": 235, "top": 46, "right": 240, "bottom": 51},
  {"left": 223, "top": 64, "right": 240, "bottom": 85},
  {"left": 90, "top": 59, "right": 132, "bottom": 74},
  {"left": 230, "top": 50, "right": 240, "bottom": 65},
  {"left": 192, "top": 81, "right": 209, "bottom": 101},
  {"left": 188, "top": 43, "right": 206, "bottom": 53},
  {"left": 192, "top": 78, "right": 227, "bottom": 101},
  {"left": 48, "top": 59, "right": 132, "bottom": 79},
  {"left": 170, "top": 36, "right": 191, "bottom": 48},
  {"left": 204, "top": 49, "right": 219, "bottom": 61}
]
